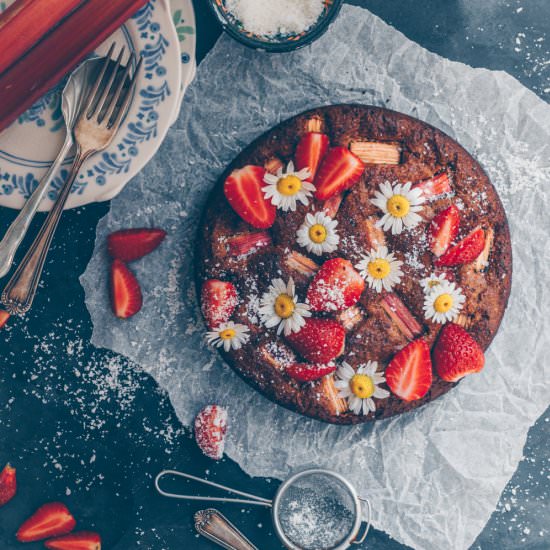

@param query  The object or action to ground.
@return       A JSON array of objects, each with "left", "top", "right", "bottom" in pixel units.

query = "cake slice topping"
[
  {"left": 294, "top": 131, "right": 329, "bottom": 182},
  {"left": 355, "top": 245, "right": 403, "bottom": 293},
  {"left": 435, "top": 227, "right": 486, "bottom": 267},
  {"left": 296, "top": 211, "right": 340, "bottom": 256},
  {"left": 429, "top": 204, "right": 460, "bottom": 257}
]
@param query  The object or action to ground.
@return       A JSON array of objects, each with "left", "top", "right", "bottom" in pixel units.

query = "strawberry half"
[
  {"left": 433, "top": 323, "right": 485, "bottom": 382},
  {"left": 0, "top": 310, "right": 9, "bottom": 330},
  {"left": 17, "top": 502, "right": 76, "bottom": 542},
  {"left": 0, "top": 463, "right": 16, "bottom": 506},
  {"left": 294, "top": 132, "right": 329, "bottom": 182},
  {"left": 385, "top": 338, "right": 433, "bottom": 402},
  {"left": 224, "top": 165, "right": 276, "bottom": 229},
  {"left": 435, "top": 227, "right": 485, "bottom": 267},
  {"left": 286, "top": 363, "right": 337, "bottom": 382},
  {"left": 45, "top": 531, "right": 101, "bottom": 550},
  {"left": 314, "top": 147, "right": 365, "bottom": 201},
  {"left": 201, "top": 279, "right": 238, "bottom": 330},
  {"left": 194, "top": 405, "right": 228, "bottom": 460},
  {"left": 429, "top": 205, "right": 460, "bottom": 257},
  {"left": 110, "top": 259, "right": 143, "bottom": 319},
  {"left": 306, "top": 258, "right": 365, "bottom": 312},
  {"left": 226, "top": 231, "right": 271, "bottom": 257},
  {"left": 286, "top": 318, "right": 346, "bottom": 363},
  {"left": 107, "top": 228, "right": 166, "bottom": 262}
]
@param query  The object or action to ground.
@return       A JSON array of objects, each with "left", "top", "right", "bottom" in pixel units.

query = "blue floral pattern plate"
[{"left": 0, "top": 0, "right": 189, "bottom": 211}]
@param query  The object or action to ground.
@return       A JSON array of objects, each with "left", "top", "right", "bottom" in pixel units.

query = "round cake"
[{"left": 196, "top": 104, "right": 512, "bottom": 425}]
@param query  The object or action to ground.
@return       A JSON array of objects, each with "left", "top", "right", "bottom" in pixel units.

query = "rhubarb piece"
[
  {"left": 285, "top": 251, "right": 319, "bottom": 277},
  {"left": 315, "top": 375, "right": 348, "bottom": 415},
  {"left": 110, "top": 259, "right": 142, "bottom": 319},
  {"left": 194, "top": 405, "right": 228, "bottom": 460},
  {"left": 0, "top": 464, "right": 16, "bottom": 507},
  {"left": 473, "top": 227, "right": 494, "bottom": 272},
  {"left": 44, "top": 531, "right": 101, "bottom": 550},
  {"left": 386, "top": 338, "right": 433, "bottom": 402},
  {"left": 0, "top": 310, "right": 9, "bottom": 330},
  {"left": 454, "top": 314, "right": 472, "bottom": 329},
  {"left": 224, "top": 165, "right": 276, "bottom": 229},
  {"left": 264, "top": 157, "right": 283, "bottom": 175},
  {"left": 201, "top": 280, "right": 238, "bottom": 330},
  {"left": 323, "top": 194, "right": 343, "bottom": 217},
  {"left": 286, "top": 363, "right": 337, "bottom": 383},
  {"left": 259, "top": 343, "right": 296, "bottom": 370},
  {"left": 227, "top": 231, "right": 271, "bottom": 257},
  {"left": 107, "top": 228, "right": 166, "bottom": 262},
  {"left": 305, "top": 116, "right": 323, "bottom": 133},
  {"left": 0, "top": 0, "right": 148, "bottom": 132},
  {"left": 295, "top": 132, "right": 329, "bottom": 182},
  {"left": 435, "top": 227, "right": 485, "bottom": 267},
  {"left": 433, "top": 323, "right": 484, "bottom": 382},
  {"left": 338, "top": 305, "right": 364, "bottom": 331},
  {"left": 286, "top": 318, "right": 346, "bottom": 363},
  {"left": 429, "top": 205, "right": 460, "bottom": 257},
  {"left": 349, "top": 141, "right": 401, "bottom": 165},
  {"left": 314, "top": 147, "right": 365, "bottom": 201},
  {"left": 363, "top": 217, "right": 386, "bottom": 249},
  {"left": 17, "top": 503, "right": 76, "bottom": 542},
  {"left": 413, "top": 172, "right": 452, "bottom": 199},
  {"left": 380, "top": 293, "right": 423, "bottom": 340}
]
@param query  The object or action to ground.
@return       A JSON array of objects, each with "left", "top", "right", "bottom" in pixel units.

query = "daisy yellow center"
[
  {"left": 434, "top": 293, "right": 453, "bottom": 313},
  {"left": 350, "top": 374, "right": 375, "bottom": 399},
  {"left": 387, "top": 195, "right": 410, "bottom": 218},
  {"left": 277, "top": 175, "right": 302, "bottom": 196},
  {"left": 368, "top": 258, "right": 391, "bottom": 279},
  {"left": 219, "top": 328, "right": 236, "bottom": 340},
  {"left": 427, "top": 280, "right": 441, "bottom": 289},
  {"left": 308, "top": 223, "right": 327, "bottom": 243},
  {"left": 274, "top": 294, "right": 295, "bottom": 319}
]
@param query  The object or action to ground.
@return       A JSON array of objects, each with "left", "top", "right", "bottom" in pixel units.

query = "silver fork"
[{"left": 1, "top": 45, "right": 142, "bottom": 315}]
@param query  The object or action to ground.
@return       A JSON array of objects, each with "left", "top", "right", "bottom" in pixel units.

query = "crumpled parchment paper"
[{"left": 80, "top": 5, "right": 550, "bottom": 549}]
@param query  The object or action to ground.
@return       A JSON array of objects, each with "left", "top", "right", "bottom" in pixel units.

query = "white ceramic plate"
[{"left": 0, "top": 0, "right": 192, "bottom": 211}]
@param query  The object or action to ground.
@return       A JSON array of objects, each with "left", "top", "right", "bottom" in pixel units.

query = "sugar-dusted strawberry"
[
  {"left": 45, "top": 531, "right": 101, "bottom": 550},
  {"left": 286, "top": 318, "right": 346, "bottom": 363},
  {"left": 110, "top": 259, "right": 142, "bottom": 319},
  {"left": 226, "top": 231, "right": 271, "bottom": 257},
  {"left": 413, "top": 172, "right": 452, "bottom": 199},
  {"left": 385, "top": 338, "right": 432, "bottom": 402},
  {"left": 107, "top": 228, "right": 166, "bottom": 262},
  {"left": 314, "top": 147, "right": 365, "bottom": 201},
  {"left": 429, "top": 204, "right": 460, "bottom": 257},
  {"left": 435, "top": 227, "right": 485, "bottom": 267},
  {"left": 17, "top": 502, "right": 76, "bottom": 542},
  {"left": 0, "top": 463, "right": 16, "bottom": 506},
  {"left": 201, "top": 280, "right": 238, "bottom": 330},
  {"left": 194, "top": 405, "right": 228, "bottom": 460},
  {"left": 224, "top": 165, "right": 276, "bottom": 229},
  {"left": 306, "top": 258, "right": 365, "bottom": 312},
  {"left": 286, "top": 362, "right": 337, "bottom": 382},
  {"left": 0, "top": 310, "right": 9, "bottom": 330},
  {"left": 433, "top": 323, "right": 485, "bottom": 382},
  {"left": 294, "top": 132, "right": 329, "bottom": 182}
]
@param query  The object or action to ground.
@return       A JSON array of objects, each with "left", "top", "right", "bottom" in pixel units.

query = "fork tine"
[
  {"left": 94, "top": 46, "right": 126, "bottom": 123},
  {"left": 82, "top": 42, "right": 116, "bottom": 119},
  {"left": 108, "top": 56, "right": 142, "bottom": 130},
  {"left": 102, "top": 52, "right": 135, "bottom": 126}
]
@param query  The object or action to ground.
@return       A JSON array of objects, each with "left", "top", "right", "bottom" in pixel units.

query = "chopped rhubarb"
[
  {"left": 473, "top": 227, "right": 494, "bottom": 272},
  {"left": 285, "top": 251, "right": 319, "bottom": 277},
  {"left": 413, "top": 172, "right": 453, "bottom": 199},
  {"left": 338, "top": 305, "right": 364, "bottom": 331},
  {"left": 0, "top": 310, "right": 9, "bottom": 330},
  {"left": 306, "top": 116, "right": 323, "bottom": 133},
  {"left": 380, "top": 293, "right": 423, "bottom": 340},
  {"left": 227, "top": 231, "right": 271, "bottom": 257},
  {"left": 454, "top": 314, "right": 472, "bottom": 329},
  {"left": 315, "top": 376, "right": 348, "bottom": 416},
  {"left": 323, "top": 194, "right": 343, "bottom": 217},
  {"left": 349, "top": 141, "right": 401, "bottom": 165},
  {"left": 264, "top": 157, "right": 283, "bottom": 175}
]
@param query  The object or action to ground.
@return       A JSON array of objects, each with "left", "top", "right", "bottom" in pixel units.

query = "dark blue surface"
[{"left": 1, "top": 1, "right": 549, "bottom": 548}]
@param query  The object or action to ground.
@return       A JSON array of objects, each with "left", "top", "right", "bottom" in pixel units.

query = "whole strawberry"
[
  {"left": 194, "top": 405, "right": 228, "bottom": 460},
  {"left": 433, "top": 323, "right": 485, "bottom": 382}
]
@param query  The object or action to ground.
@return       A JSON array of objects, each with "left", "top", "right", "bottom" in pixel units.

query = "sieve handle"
[
  {"left": 352, "top": 496, "right": 372, "bottom": 545},
  {"left": 154, "top": 470, "right": 272, "bottom": 507}
]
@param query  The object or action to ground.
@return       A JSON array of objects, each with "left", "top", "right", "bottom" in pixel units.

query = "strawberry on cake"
[{"left": 196, "top": 105, "right": 512, "bottom": 424}]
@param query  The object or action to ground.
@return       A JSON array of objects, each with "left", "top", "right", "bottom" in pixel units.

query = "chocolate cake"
[{"left": 196, "top": 104, "right": 512, "bottom": 425}]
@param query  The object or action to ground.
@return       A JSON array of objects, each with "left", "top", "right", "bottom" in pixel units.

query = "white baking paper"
[{"left": 80, "top": 5, "right": 550, "bottom": 549}]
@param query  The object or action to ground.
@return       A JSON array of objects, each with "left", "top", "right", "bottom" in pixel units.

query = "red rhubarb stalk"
[
  {"left": 413, "top": 172, "right": 452, "bottom": 199},
  {"left": 380, "top": 293, "right": 423, "bottom": 340},
  {"left": 227, "top": 231, "right": 271, "bottom": 256}
]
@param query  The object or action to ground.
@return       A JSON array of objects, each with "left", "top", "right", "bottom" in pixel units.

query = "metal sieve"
[{"left": 155, "top": 468, "right": 371, "bottom": 550}]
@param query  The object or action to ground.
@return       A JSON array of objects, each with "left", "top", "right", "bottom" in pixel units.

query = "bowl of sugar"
[{"left": 207, "top": 0, "right": 344, "bottom": 52}]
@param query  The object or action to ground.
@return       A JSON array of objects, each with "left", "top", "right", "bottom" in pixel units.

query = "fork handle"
[{"left": 1, "top": 151, "right": 87, "bottom": 315}]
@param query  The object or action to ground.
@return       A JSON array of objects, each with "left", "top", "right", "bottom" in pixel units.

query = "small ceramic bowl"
[{"left": 207, "top": 0, "right": 344, "bottom": 52}]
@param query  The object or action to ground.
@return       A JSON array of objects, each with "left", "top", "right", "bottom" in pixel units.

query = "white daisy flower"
[
  {"left": 371, "top": 181, "right": 425, "bottom": 234},
  {"left": 206, "top": 321, "right": 250, "bottom": 352},
  {"left": 423, "top": 280, "right": 465, "bottom": 324},
  {"left": 258, "top": 277, "right": 311, "bottom": 336},
  {"left": 420, "top": 273, "right": 449, "bottom": 293},
  {"left": 262, "top": 161, "right": 315, "bottom": 212},
  {"left": 296, "top": 211, "right": 340, "bottom": 256},
  {"left": 355, "top": 245, "right": 403, "bottom": 293},
  {"left": 335, "top": 361, "right": 390, "bottom": 415}
]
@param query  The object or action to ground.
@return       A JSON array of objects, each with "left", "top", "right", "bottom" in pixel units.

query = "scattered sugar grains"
[{"left": 225, "top": 0, "right": 325, "bottom": 36}]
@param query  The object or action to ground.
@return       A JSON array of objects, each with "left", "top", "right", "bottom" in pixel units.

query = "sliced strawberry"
[
  {"left": 286, "top": 318, "right": 346, "bottom": 363},
  {"left": 380, "top": 294, "right": 423, "bottom": 340},
  {"left": 433, "top": 323, "right": 485, "bottom": 382},
  {"left": 201, "top": 279, "right": 238, "bottom": 330},
  {"left": 194, "top": 405, "right": 228, "bottom": 460},
  {"left": 306, "top": 258, "right": 365, "bottom": 312},
  {"left": 0, "top": 310, "right": 9, "bottom": 330},
  {"left": 314, "top": 147, "right": 365, "bottom": 201},
  {"left": 413, "top": 172, "right": 452, "bottom": 199},
  {"left": 226, "top": 231, "right": 271, "bottom": 257},
  {"left": 435, "top": 227, "right": 485, "bottom": 267},
  {"left": 429, "top": 205, "right": 460, "bottom": 257},
  {"left": 286, "top": 363, "right": 337, "bottom": 382},
  {"left": 0, "top": 464, "right": 16, "bottom": 507},
  {"left": 109, "top": 259, "right": 142, "bottom": 319},
  {"left": 16, "top": 502, "right": 76, "bottom": 542},
  {"left": 224, "top": 165, "right": 276, "bottom": 229},
  {"left": 107, "top": 228, "right": 166, "bottom": 262},
  {"left": 45, "top": 531, "right": 101, "bottom": 550},
  {"left": 385, "top": 338, "right": 432, "bottom": 402},
  {"left": 294, "top": 132, "right": 329, "bottom": 182}
]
